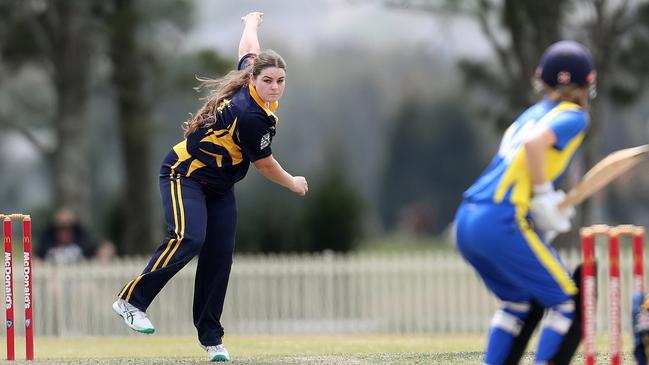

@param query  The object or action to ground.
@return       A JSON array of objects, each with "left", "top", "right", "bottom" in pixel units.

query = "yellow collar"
[
  {"left": 556, "top": 100, "right": 582, "bottom": 110},
  {"left": 248, "top": 82, "right": 279, "bottom": 120}
]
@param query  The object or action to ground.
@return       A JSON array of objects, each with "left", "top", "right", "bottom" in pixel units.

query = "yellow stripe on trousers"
[
  {"left": 162, "top": 175, "right": 186, "bottom": 268},
  {"left": 118, "top": 280, "right": 135, "bottom": 298},
  {"left": 516, "top": 207, "right": 577, "bottom": 296},
  {"left": 151, "top": 174, "right": 182, "bottom": 271},
  {"left": 124, "top": 174, "right": 183, "bottom": 302}
]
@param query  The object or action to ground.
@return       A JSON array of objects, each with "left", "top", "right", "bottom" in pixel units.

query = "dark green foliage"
[
  {"left": 196, "top": 49, "right": 233, "bottom": 73},
  {"left": 301, "top": 168, "right": 365, "bottom": 252},
  {"left": 0, "top": 17, "right": 41, "bottom": 65},
  {"left": 235, "top": 181, "right": 306, "bottom": 253},
  {"left": 171, "top": 49, "right": 234, "bottom": 89},
  {"left": 235, "top": 168, "right": 365, "bottom": 253},
  {"left": 136, "top": 0, "right": 193, "bottom": 30},
  {"left": 608, "top": 3, "right": 649, "bottom": 105},
  {"left": 380, "top": 100, "right": 489, "bottom": 234},
  {"left": 456, "top": 60, "right": 506, "bottom": 94},
  {"left": 460, "top": 0, "right": 567, "bottom": 131}
]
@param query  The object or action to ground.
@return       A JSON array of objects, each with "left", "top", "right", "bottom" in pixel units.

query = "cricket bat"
[{"left": 559, "top": 144, "right": 649, "bottom": 210}]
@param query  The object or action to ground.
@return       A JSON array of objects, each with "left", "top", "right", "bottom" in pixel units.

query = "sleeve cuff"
[{"left": 237, "top": 53, "right": 257, "bottom": 71}]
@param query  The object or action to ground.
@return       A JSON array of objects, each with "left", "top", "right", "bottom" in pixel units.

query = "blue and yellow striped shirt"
[{"left": 464, "top": 99, "right": 588, "bottom": 207}]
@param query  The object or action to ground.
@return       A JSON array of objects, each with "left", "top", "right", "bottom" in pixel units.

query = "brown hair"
[
  {"left": 546, "top": 85, "right": 590, "bottom": 108},
  {"left": 533, "top": 78, "right": 591, "bottom": 108},
  {"left": 182, "top": 49, "right": 287, "bottom": 137}
]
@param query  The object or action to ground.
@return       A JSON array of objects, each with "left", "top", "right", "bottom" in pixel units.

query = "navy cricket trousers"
[{"left": 118, "top": 173, "right": 236, "bottom": 346}]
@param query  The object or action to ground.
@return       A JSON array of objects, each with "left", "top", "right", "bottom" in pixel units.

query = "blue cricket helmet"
[{"left": 537, "top": 40, "right": 596, "bottom": 88}]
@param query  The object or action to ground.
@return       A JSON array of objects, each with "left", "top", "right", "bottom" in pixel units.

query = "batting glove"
[{"left": 530, "top": 183, "right": 573, "bottom": 236}]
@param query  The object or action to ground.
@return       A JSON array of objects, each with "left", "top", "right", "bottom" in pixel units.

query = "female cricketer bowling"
[
  {"left": 455, "top": 40, "right": 596, "bottom": 365},
  {"left": 112, "top": 12, "right": 308, "bottom": 362}
]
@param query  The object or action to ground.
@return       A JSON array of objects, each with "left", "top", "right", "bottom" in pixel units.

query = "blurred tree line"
[
  {"left": 0, "top": 0, "right": 367, "bottom": 254},
  {"left": 236, "top": 165, "right": 364, "bottom": 253},
  {"left": 380, "top": 101, "right": 488, "bottom": 234},
  {"left": 1, "top": 0, "right": 648, "bottom": 255},
  {"left": 0, "top": 0, "right": 195, "bottom": 255},
  {"left": 384, "top": 0, "right": 649, "bottom": 241}
]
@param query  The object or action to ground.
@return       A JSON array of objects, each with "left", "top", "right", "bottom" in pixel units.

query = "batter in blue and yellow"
[
  {"left": 111, "top": 12, "right": 308, "bottom": 362},
  {"left": 455, "top": 41, "right": 596, "bottom": 365}
]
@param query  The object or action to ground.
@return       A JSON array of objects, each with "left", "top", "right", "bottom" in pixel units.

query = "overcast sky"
[{"left": 187, "top": 0, "right": 493, "bottom": 60}]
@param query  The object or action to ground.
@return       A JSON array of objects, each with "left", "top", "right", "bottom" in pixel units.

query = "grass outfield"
[{"left": 0, "top": 335, "right": 638, "bottom": 364}]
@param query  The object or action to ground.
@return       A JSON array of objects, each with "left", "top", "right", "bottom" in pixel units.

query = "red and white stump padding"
[
  {"left": 2, "top": 214, "right": 34, "bottom": 361},
  {"left": 581, "top": 224, "right": 645, "bottom": 365}
]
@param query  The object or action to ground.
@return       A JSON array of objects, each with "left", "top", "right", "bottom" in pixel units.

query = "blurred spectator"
[
  {"left": 37, "top": 208, "right": 116, "bottom": 264},
  {"left": 95, "top": 238, "right": 117, "bottom": 263},
  {"left": 398, "top": 202, "right": 437, "bottom": 237}
]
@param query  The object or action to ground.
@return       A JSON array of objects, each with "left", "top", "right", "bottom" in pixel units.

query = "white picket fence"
[{"left": 1, "top": 247, "right": 643, "bottom": 337}]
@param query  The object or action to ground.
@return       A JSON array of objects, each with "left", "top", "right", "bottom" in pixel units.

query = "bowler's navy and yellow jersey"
[
  {"left": 161, "top": 57, "right": 279, "bottom": 193},
  {"left": 464, "top": 99, "right": 588, "bottom": 207}
]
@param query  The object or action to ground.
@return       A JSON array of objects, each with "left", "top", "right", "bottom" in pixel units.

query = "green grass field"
[{"left": 0, "top": 335, "right": 638, "bottom": 364}]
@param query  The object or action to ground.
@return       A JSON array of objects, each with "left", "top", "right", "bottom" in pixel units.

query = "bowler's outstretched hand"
[
  {"left": 291, "top": 176, "right": 308, "bottom": 196},
  {"left": 241, "top": 12, "right": 264, "bottom": 28}
]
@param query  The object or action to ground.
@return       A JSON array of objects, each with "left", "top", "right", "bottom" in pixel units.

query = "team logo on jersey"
[{"left": 260, "top": 133, "right": 271, "bottom": 150}]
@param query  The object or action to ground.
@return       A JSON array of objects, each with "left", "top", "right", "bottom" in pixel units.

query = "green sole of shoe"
[{"left": 210, "top": 355, "right": 230, "bottom": 362}]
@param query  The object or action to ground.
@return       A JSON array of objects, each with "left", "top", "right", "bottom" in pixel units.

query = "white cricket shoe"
[
  {"left": 112, "top": 299, "right": 155, "bottom": 334},
  {"left": 204, "top": 344, "right": 230, "bottom": 362}
]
